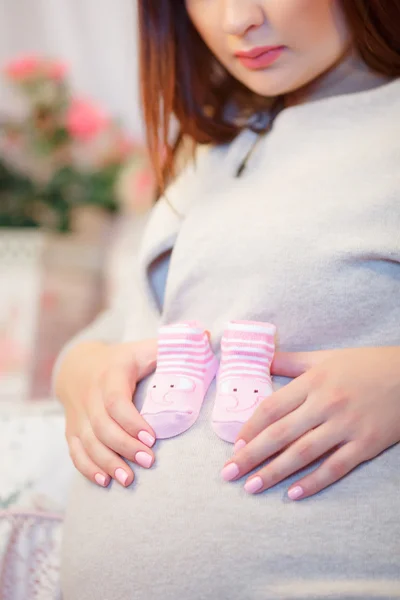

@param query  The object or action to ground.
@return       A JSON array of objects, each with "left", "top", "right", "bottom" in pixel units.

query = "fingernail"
[
  {"left": 95, "top": 473, "right": 107, "bottom": 487},
  {"left": 221, "top": 462, "right": 240, "bottom": 482},
  {"left": 244, "top": 476, "right": 263, "bottom": 495},
  {"left": 288, "top": 486, "right": 304, "bottom": 500},
  {"left": 135, "top": 451, "right": 153, "bottom": 469},
  {"left": 115, "top": 468, "right": 129, "bottom": 486},
  {"left": 234, "top": 439, "right": 247, "bottom": 453},
  {"left": 138, "top": 430, "right": 156, "bottom": 448}
]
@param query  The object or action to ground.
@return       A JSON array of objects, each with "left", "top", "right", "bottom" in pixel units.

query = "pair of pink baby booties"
[{"left": 141, "top": 320, "right": 276, "bottom": 444}]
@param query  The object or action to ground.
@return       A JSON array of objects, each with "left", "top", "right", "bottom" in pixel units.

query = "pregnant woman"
[{"left": 55, "top": 1, "right": 400, "bottom": 598}]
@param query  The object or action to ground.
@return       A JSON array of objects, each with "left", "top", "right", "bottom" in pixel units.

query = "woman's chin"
[{"left": 232, "top": 69, "right": 299, "bottom": 99}]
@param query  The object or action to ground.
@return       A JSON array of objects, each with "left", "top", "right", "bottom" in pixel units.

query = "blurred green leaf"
[
  {"left": 0, "top": 159, "right": 40, "bottom": 228},
  {"left": 51, "top": 126, "right": 70, "bottom": 146}
]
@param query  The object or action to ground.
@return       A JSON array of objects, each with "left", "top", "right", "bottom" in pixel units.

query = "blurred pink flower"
[
  {"left": 116, "top": 158, "right": 156, "bottom": 214},
  {"left": 46, "top": 60, "right": 68, "bottom": 81},
  {"left": 4, "top": 54, "right": 41, "bottom": 81},
  {"left": 66, "top": 98, "right": 110, "bottom": 141},
  {"left": 3, "top": 128, "right": 22, "bottom": 148},
  {"left": 4, "top": 55, "right": 68, "bottom": 83},
  {"left": 99, "top": 134, "right": 138, "bottom": 169},
  {"left": 135, "top": 170, "right": 154, "bottom": 196}
]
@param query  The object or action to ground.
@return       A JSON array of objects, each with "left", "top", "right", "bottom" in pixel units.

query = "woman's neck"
[{"left": 285, "top": 53, "right": 392, "bottom": 108}]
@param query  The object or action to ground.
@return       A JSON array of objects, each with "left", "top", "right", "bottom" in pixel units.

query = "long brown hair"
[{"left": 138, "top": 1, "right": 400, "bottom": 190}]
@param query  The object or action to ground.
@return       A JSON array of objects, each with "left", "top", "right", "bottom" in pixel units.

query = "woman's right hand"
[{"left": 55, "top": 339, "right": 158, "bottom": 488}]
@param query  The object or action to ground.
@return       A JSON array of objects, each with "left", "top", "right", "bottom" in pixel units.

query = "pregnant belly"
[{"left": 61, "top": 404, "right": 400, "bottom": 600}]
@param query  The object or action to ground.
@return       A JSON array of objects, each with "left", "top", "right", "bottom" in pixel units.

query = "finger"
[
  {"left": 79, "top": 423, "right": 135, "bottom": 487},
  {"left": 90, "top": 403, "right": 155, "bottom": 469},
  {"left": 123, "top": 339, "right": 158, "bottom": 385},
  {"left": 287, "top": 441, "right": 362, "bottom": 500},
  {"left": 236, "top": 373, "right": 310, "bottom": 445},
  {"left": 242, "top": 423, "right": 341, "bottom": 494},
  {"left": 101, "top": 368, "right": 156, "bottom": 447},
  {"left": 223, "top": 402, "right": 323, "bottom": 481},
  {"left": 68, "top": 435, "right": 111, "bottom": 488},
  {"left": 271, "top": 350, "right": 337, "bottom": 378}
]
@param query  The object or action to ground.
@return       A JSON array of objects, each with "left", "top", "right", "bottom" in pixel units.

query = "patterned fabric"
[
  {"left": 0, "top": 401, "right": 71, "bottom": 599},
  {"left": 0, "top": 401, "right": 72, "bottom": 512},
  {"left": 0, "top": 511, "right": 63, "bottom": 600}
]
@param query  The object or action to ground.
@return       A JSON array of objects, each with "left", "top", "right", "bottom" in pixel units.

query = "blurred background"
[
  {"left": 0, "top": 0, "right": 156, "bottom": 402},
  {"left": 0, "top": 2, "right": 156, "bottom": 595}
]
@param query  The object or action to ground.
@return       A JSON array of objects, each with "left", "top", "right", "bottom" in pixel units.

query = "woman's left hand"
[{"left": 222, "top": 347, "right": 400, "bottom": 500}]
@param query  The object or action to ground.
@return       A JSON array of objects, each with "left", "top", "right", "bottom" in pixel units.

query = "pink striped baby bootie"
[
  {"left": 212, "top": 321, "right": 277, "bottom": 443},
  {"left": 141, "top": 322, "right": 219, "bottom": 439}
]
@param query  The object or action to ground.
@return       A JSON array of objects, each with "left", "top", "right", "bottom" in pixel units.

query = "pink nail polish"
[
  {"left": 244, "top": 476, "right": 263, "bottom": 494},
  {"left": 95, "top": 473, "right": 107, "bottom": 487},
  {"left": 115, "top": 468, "right": 129, "bottom": 486},
  {"left": 135, "top": 451, "right": 153, "bottom": 469},
  {"left": 138, "top": 430, "right": 156, "bottom": 448},
  {"left": 221, "top": 462, "right": 240, "bottom": 482},
  {"left": 234, "top": 439, "right": 247, "bottom": 453},
  {"left": 288, "top": 486, "right": 304, "bottom": 500}
]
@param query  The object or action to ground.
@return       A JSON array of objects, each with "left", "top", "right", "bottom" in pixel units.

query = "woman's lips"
[{"left": 235, "top": 46, "right": 285, "bottom": 70}]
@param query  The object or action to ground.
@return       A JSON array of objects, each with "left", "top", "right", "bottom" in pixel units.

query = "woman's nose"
[{"left": 222, "top": 0, "right": 265, "bottom": 36}]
